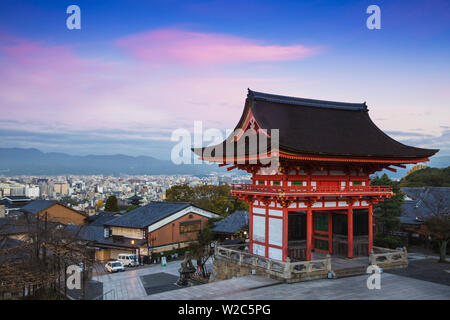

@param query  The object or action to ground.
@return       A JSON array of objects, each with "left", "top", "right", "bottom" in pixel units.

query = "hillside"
[
  {"left": 399, "top": 166, "right": 450, "bottom": 187},
  {"left": 0, "top": 148, "right": 225, "bottom": 176}
]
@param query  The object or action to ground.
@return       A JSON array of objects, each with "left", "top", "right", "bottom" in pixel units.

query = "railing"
[
  {"left": 232, "top": 184, "right": 392, "bottom": 196},
  {"left": 289, "top": 256, "right": 331, "bottom": 274},
  {"left": 369, "top": 246, "right": 408, "bottom": 267},
  {"left": 287, "top": 240, "right": 306, "bottom": 261},
  {"left": 215, "top": 244, "right": 331, "bottom": 280}
]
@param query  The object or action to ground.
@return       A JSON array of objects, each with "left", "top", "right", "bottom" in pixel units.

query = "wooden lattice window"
[
  {"left": 353, "top": 181, "right": 363, "bottom": 186},
  {"left": 273, "top": 181, "right": 280, "bottom": 185},
  {"left": 292, "top": 181, "right": 303, "bottom": 186},
  {"left": 180, "top": 220, "right": 202, "bottom": 234}
]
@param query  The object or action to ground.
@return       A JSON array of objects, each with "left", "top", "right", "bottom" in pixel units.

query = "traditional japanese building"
[{"left": 193, "top": 89, "right": 438, "bottom": 262}]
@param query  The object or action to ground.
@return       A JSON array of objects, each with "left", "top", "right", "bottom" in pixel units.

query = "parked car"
[
  {"left": 117, "top": 253, "right": 139, "bottom": 267},
  {"left": 105, "top": 261, "right": 125, "bottom": 273}
]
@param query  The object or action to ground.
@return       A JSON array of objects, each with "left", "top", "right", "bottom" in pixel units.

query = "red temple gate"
[{"left": 193, "top": 90, "right": 438, "bottom": 261}]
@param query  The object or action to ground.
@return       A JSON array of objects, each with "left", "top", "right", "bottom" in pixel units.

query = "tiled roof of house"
[
  {"left": 400, "top": 187, "right": 450, "bottom": 225},
  {"left": 87, "top": 211, "right": 119, "bottom": 227},
  {"left": 212, "top": 210, "right": 249, "bottom": 234},
  {"left": 20, "top": 200, "right": 57, "bottom": 214},
  {"left": 105, "top": 201, "right": 192, "bottom": 229}
]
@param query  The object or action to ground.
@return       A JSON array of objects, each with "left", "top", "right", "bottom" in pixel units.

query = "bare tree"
[
  {"left": 419, "top": 188, "right": 450, "bottom": 263},
  {"left": 0, "top": 213, "right": 95, "bottom": 299}
]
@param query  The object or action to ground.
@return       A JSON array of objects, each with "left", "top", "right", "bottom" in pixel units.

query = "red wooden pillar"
[
  {"left": 368, "top": 204, "right": 373, "bottom": 254},
  {"left": 306, "top": 206, "right": 312, "bottom": 261},
  {"left": 347, "top": 207, "right": 353, "bottom": 259},
  {"left": 282, "top": 207, "right": 289, "bottom": 261},
  {"left": 265, "top": 205, "right": 269, "bottom": 258},
  {"left": 249, "top": 203, "right": 253, "bottom": 254},
  {"left": 328, "top": 212, "right": 333, "bottom": 254}
]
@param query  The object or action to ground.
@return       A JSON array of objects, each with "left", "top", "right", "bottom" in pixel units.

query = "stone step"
[{"left": 333, "top": 266, "right": 367, "bottom": 279}]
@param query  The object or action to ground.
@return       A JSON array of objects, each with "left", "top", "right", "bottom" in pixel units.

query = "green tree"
[
  {"left": 124, "top": 205, "right": 139, "bottom": 213},
  {"left": 165, "top": 184, "right": 195, "bottom": 202},
  {"left": 165, "top": 184, "right": 248, "bottom": 216},
  {"left": 371, "top": 174, "right": 404, "bottom": 234},
  {"left": 424, "top": 215, "right": 450, "bottom": 263},
  {"left": 399, "top": 166, "right": 450, "bottom": 187},
  {"left": 104, "top": 195, "right": 119, "bottom": 212}
]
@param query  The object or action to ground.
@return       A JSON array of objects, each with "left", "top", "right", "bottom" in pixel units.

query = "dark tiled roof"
[
  {"left": 2, "top": 196, "right": 31, "bottom": 202},
  {"left": 212, "top": 210, "right": 249, "bottom": 234},
  {"left": 65, "top": 224, "right": 105, "bottom": 242},
  {"left": 87, "top": 211, "right": 119, "bottom": 227},
  {"left": 193, "top": 89, "right": 438, "bottom": 161},
  {"left": 105, "top": 201, "right": 192, "bottom": 229},
  {"left": 0, "top": 217, "right": 28, "bottom": 235},
  {"left": 94, "top": 236, "right": 147, "bottom": 248},
  {"left": 20, "top": 200, "right": 57, "bottom": 214},
  {"left": 0, "top": 237, "right": 24, "bottom": 249},
  {"left": 400, "top": 187, "right": 450, "bottom": 224}
]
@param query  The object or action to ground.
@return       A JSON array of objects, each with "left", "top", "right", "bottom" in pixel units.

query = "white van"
[{"left": 117, "top": 253, "right": 139, "bottom": 267}]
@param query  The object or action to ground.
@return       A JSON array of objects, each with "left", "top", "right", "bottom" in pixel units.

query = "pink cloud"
[{"left": 116, "top": 28, "right": 320, "bottom": 65}]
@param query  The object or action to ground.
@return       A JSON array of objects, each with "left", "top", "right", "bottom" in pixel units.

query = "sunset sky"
[{"left": 0, "top": 0, "right": 449, "bottom": 159}]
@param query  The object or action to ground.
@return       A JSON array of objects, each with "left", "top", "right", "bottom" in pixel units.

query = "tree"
[
  {"left": 165, "top": 184, "right": 248, "bottom": 216},
  {"left": 0, "top": 214, "right": 95, "bottom": 299},
  {"left": 95, "top": 200, "right": 103, "bottom": 211},
  {"left": 399, "top": 166, "right": 450, "bottom": 187},
  {"left": 371, "top": 174, "right": 404, "bottom": 234},
  {"left": 424, "top": 216, "right": 450, "bottom": 263},
  {"left": 187, "top": 221, "right": 219, "bottom": 278},
  {"left": 165, "top": 184, "right": 195, "bottom": 202},
  {"left": 104, "top": 195, "right": 119, "bottom": 212},
  {"left": 124, "top": 205, "right": 139, "bottom": 213},
  {"left": 421, "top": 190, "right": 450, "bottom": 262}
]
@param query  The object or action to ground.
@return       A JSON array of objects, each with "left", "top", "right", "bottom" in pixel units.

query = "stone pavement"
[
  {"left": 145, "top": 273, "right": 450, "bottom": 300},
  {"left": 143, "top": 275, "right": 280, "bottom": 300},
  {"left": 386, "top": 259, "right": 450, "bottom": 287},
  {"left": 92, "top": 259, "right": 213, "bottom": 300},
  {"left": 93, "top": 260, "right": 182, "bottom": 299}
]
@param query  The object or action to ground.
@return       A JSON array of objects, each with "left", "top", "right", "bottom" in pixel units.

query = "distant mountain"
[
  {"left": 0, "top": 148, "right": 447, "bottom": 177},
  {"left": 0, "top": 148, "right": 226, "bottom": 176},
  {"left": 377, "top": 156, "right": 450, "bottom": 180}
]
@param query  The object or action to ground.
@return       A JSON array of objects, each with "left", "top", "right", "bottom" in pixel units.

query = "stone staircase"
[{"left": 333, "top": 266, "right": 367, "bottom": 279}]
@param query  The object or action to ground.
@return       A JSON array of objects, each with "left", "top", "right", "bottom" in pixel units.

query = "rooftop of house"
[
  {"left": 87, "top": 211, "right": 120, "bottom": 227},
  {"left": 1, "top": 196, "right": 32, "bottom": 203},
  {"left": 400, "top": 187, "right": 450, "bottom": 225},
  {"left": 20, "top": 200, "right": 57, "bottom": 214},
  {"left": 212, "top": 210, "right": 249, "bottom": 235},
  {"left": 105, "top": 201, "right": 217, "bottom": 229},
  {"left": 106, "top": 201, "right": 191, "bottom": 229}
]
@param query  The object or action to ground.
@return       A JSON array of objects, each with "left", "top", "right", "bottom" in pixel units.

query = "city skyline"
[{"left": 0, "top": 0, "right": 449, "bottom": 160}]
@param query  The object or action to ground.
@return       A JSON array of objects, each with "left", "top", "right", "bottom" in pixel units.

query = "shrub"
[{"left": 374, "top": 233, "right": 403, "bottom": 249}]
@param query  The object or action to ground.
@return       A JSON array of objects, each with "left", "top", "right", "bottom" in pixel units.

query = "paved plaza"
[
  {"left": 92, "top": 260, "right": 183, "bottom": 299},
  {"left": 92, "top": 255, "right": 450, "bottom": 300},
  {"left": 145, "top": 272, "right": 450, "bottom": 300}
]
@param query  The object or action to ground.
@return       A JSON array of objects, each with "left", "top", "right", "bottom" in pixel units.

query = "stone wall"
[{"left": 210, "top": 256, "right": 282, "bottom": 283}]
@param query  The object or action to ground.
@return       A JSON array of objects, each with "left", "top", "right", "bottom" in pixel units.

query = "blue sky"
[{"left": 0, "top": 0, "right": 449, "bottom": 159}]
